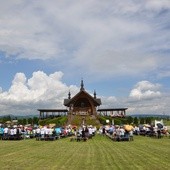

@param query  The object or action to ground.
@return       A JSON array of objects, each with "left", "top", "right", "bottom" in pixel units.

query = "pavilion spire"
[
  {"left": 94, "top": 90, "right": 96, "bottom": 99},
  {"left": 68, "top": 91, "right": 71, "bottom": 99},
  {"left": 80, "top": 79, "right": 85, "bottom": 91}
]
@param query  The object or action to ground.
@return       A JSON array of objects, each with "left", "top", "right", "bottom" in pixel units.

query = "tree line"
[
  {"left": 0, "top": 115, "right": 39, "bottom": 125},
  {"left": 98, "top": 116, "right": 170, "bottom": 126}
]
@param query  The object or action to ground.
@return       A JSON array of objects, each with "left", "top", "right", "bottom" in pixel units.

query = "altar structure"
[
  {"left": 38, "top": 80, "right": 127, "bottom": 119},
  {"left": 63, "top": 80, "right": 101, "bottom": 116}
]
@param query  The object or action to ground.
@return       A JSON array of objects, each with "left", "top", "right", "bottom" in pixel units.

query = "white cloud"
[
  {"left": 0, "top": 71, "right": 79, "bottom": 115},
  {"left": 100, "top": 96, "right": 117, "bottom": 108},
  {"left": 145, "top": 0, "right": 170, "bottom": 11},
  {"left": 0, "top": 1, "right": 170, "bottom": 116},
  {"left": 125, "top": 94, "right": 170, "bottom": 115},
  {"left": 125, "top": 80, "right": 170, "bottom": 115},
  {"left": 129, "top": 81, "right": 161, "bottom": 100},
  {"left": 0, "top": 0, "right": 170, "bottom": 80},
  {"left": 0, "top": 71, "right": 169, "bottom": 116}
]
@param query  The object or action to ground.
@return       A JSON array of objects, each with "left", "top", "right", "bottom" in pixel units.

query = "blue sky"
[{"left": 0, "top": 0, "right": 170, "bottom": 116}]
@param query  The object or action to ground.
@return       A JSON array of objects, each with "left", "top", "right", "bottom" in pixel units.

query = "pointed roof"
[
  {"left": 64, "top": 80, "right": 101, "bottom": 106},
  {"left": 64, "top": 90, "right": 101, "bottom": 106},
  {"left": 80, "top": 79, "right": 85, "bottom": 91}
]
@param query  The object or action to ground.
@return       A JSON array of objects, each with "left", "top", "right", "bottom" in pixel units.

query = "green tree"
[
  {"left": 114, "top": 119, "right": 121, "bottom": 125},
  {"left": 18, "top": 119, "right": 23, "bottom": 125},
  {"left": 2, "top": 115, "right": 11, "bottom": 123},
  {"left": 28, "top": 118, "right": 33, "bottom": 125},
  {"left": 33, "top": 117, "right": 39, "bottom": 125},
  {"left": 22, "top": 118, "right": 27, "bottom": 125},
  {"left": 127, "top": 116, "right": 133, "bottom": 124},
  {"left": 140, "top": 117, "right": 145, "bottom": 124},
  {"left": 145, "top": 117, "right": 152, "bottom": 124},
  {"left": 121, "top": 118, "right": 127, "bottom": 125},
  {"left": 134, "top": 117, "right": 138, "bottom": 125}
]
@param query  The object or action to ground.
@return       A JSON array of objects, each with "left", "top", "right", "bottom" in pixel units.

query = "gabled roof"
[{"left": 64, "top": 90, "right": 101, "bottom": 106}]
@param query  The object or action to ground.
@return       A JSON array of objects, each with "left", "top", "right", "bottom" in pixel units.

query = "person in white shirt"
[
  {"left": 40, "top": 127, "right": 45, "bottom": 139},
  {"left": 13, "top": 128, "right": 17, "bottom": 138},
  {"left": 120, "top": 127, "right": 125, "bottom": 138},
  {"left": 10, "top": 128, "right": 14, "bottom": 136},
  {"left": 129, "top": 130, "right": 134, "bottom": 141},
  {"left": 88, "top": 127, "right": 93, "bottom": 138},
  {"left": 36, "top": 127, "right": 41, "bottom": 140},
  {"left": 4, "top": 127, "right": 8, "bottom": 138}
]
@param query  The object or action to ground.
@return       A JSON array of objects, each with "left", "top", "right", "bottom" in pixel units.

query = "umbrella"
[
  {"left": 157, "top": 123, "right": 163, "bottom": 129},
  {"left": 144, "top": 124, "right": 151, "bottom": 128},
  {"left": 26, "top": 127, "right": 33, "bottom": 131},
  {"left": 49, "top": 123, "right": 56, "bottom": 128},
  {"left": 124, "top": 125, "right": 133, "bottom": 132}
]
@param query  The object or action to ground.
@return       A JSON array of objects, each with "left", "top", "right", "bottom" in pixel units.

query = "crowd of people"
[
  {"left": 0, "top": 125, "right": 36, "bottom": 140},
  {"left": 0, "top": 123, "right": 169, "bottom": 141},
  {"left": 0, "top": 124, "right": 97, "bottom": 141},
  {"left": 71, "top": 125, "right": 97, "bottom": 141},
  {"left": 98, "top": 125, "right": 134, "bottom": 141},
  {"left": 98, "top": 124, "right": 169, "bottom": 141}
]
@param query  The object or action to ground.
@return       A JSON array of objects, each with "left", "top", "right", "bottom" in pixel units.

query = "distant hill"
[
  {"left": 0, "top": 113, "right": 169, "bottom": 119},
  {"left": 129, "top": 114, "right": 170, "bottom": 118},
  {"left": 0, "top": 114, "right": 38, "bottom": 119}
]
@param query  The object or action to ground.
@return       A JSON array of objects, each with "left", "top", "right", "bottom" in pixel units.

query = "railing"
[{"left": 72, "top": 111, "right": 88, "bottom": 116}]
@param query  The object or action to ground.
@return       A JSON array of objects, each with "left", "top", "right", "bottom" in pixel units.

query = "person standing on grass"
[
  {"left": 115, "top": 126, "right": 121, "bottom": 141},
  {"left": 88, "top": 127, "right": 93, "bottom": 139},
  {"left": 16, "top": 127, "right": 21, "bottom": 140},
  {"left": 40, "top": 127, "right": 45, "bottom": 139},
  {"left": 0, "top": 126, "right": 4, "bottom": 140},
  {"left": 4, "top": 126, "right": 8, "bottom": 139},
  {"left": 120, "top": 126, "right": 125, "bottom": 139},
  {"left": 10, "top": 127, "right": 14, "bottom": 138},
  {"left": 36, "top": 127, "right": 41, "bottom": 140},
  {"left": 102, "top": 126, "right": 106, "bottom": 136},
  {"left": 85, "top": 126, "right": 89, "bottom": 139},
  {"left": 82, "top": 127, "right": 86, "bottom": 141},
  {"left": 157, "top": 128, "right": 161, "bottom": 139},
  {"left": 129, "top": 130, "right": 134, "bottom": 141}
]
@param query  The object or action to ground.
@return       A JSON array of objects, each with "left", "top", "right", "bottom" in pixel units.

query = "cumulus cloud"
[
  {"left": 100, "top": 96, "right": 117, "bottom": 108},
  {"left": 124, "top": 80, "right": 170, "bottom": 115},
  {"left": 125, "top": 94, "right": 170, "bottom": 115},
  {"left": 0, "top": 71, "right": 170, "bottom": 116},
  {"left": 0, "top": 0, "right": 170, "bottom": 80},
  {"left": 129, "top": 81, "right": 161, "bottom": 100},
  {"left": 0, "top": 1, "right": 170, "bottom": 116},
  {"left": 0, "top": 71, "right": 79, "bottom": 115},
  {"left": 0, "top": 71, "right": 120, "bottom": 116}
]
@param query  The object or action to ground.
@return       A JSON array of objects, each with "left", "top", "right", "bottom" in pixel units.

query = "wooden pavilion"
[
  {"left": 38, "top": 80, "right": 128, "bottom": 119},
  {"left": 64, "top": 80, "right": 101, "bottom": 116},
  {"left": 97, "top": 108, "right": 127, "bottom": 118}
]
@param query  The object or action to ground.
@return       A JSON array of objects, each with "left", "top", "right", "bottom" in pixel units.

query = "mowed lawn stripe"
[
  {"left": 0, "top": 135, "right": 169, "bottom": 170},
  {"left": 95, "top": 137, "right": 125, "bottom": 169},
  {"left": 109, "top": 136, "right": 169, "bottom": 170}
]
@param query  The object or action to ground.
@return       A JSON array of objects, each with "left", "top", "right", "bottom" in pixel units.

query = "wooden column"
[{"left": 39, "top": 112, "right": 42, "bottom": 119}]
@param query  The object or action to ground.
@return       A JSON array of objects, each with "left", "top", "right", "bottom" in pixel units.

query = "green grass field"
[{"left": 0, "top": 135, "right": 169, "bottom": 170}]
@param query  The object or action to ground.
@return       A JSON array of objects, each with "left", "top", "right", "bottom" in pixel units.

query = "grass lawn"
[{"left": 0, "top": 135, "right": 169, "bottom": 170}]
